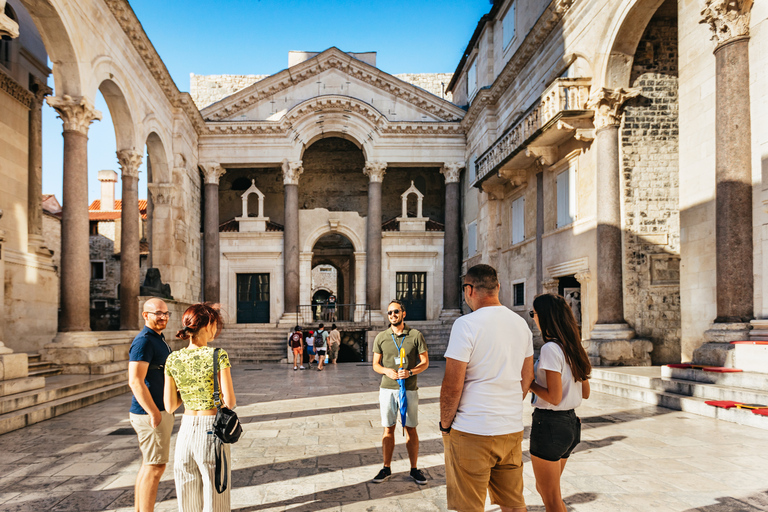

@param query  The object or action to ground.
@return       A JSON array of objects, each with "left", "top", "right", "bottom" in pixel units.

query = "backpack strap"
[{"left": 213, "top": 348, "right": 221, "bottom": 409}]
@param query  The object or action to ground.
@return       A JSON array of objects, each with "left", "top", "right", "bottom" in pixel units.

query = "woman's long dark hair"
[
  {"left": 533, "top": 293, "right": 591, "bottom": 381},
  {"left": 176, "top": 303, "right": 223, "bottom": 340}
]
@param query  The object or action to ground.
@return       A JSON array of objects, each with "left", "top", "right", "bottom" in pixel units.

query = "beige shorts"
[
  {"left": 130, "top": 411, "right": 174, "bottom": 465},
  {"left": 443, "top": 429, "right": 525, "bottom": 512}
]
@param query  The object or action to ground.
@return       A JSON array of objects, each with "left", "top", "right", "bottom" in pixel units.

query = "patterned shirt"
[{"left": 165, "top": 346, "right": 231, "bottom": 411}]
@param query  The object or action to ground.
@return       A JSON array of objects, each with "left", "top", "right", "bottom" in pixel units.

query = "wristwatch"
[
  {"left": 408, "top": 369, "right": 413, "bottom": 377},
  {"left": 439, "top": 421, "right": 451, "bottom": 433}
]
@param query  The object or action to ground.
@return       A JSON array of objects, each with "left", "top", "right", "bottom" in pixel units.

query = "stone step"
[
  {"left": 0, "top": 372, "right": 127, "bottom": 415},
  {"left": 590, "top": 377, "right": 768, "bottom": 430},
  {"left": 662, "top": 366, "right": 768, "bottom": 391},
  {"left": 26, "top": 353, "right": 41, "bottom": 364},
  {"left": 27, "top": 366, "right": 63, "bottom": 378}
]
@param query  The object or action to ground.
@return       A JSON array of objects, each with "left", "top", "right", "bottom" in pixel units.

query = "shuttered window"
[
  {"left": 556, "top": 166, "right": 576, "bottom": 228},
  {"left": 511, "top": 196, "right": 525, "bottom": 244},
  {"left": 502, "top": 3, "right": 516, "bottom": 49},
  {"left": 468, "top": 60, "right": 478, "bottom": 98},
  {"left": 468, "top": 221, "right": 477, "bottom": 257}
]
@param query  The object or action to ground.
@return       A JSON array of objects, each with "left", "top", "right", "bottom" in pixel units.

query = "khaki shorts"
[
  {"left": 443, "top": 429, "right": 525, "bottom": 512},
  {"left": 130, "top": 411, "right": 174, "bottom": 465}
]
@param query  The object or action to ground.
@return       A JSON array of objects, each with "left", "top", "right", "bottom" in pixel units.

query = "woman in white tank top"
[{"left": 529, "top": 293, "right": 591, "bottom": 512}]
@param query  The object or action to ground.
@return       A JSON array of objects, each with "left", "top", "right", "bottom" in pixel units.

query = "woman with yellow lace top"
[{"left": 163, "top": 303, "right": 236, "bottom": 512}]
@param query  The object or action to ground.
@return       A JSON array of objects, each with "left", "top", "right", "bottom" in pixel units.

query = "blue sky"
[{"left": 41, "top": 0, "right": 491, "bottom": 203}]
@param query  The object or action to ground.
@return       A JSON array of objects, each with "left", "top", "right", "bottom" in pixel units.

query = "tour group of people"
[
  {"left": 287, "top": 323, "right": 342, "bottom": 370},
  {"left": 128, "top": 264, "right": 590, "bottom": 512}
]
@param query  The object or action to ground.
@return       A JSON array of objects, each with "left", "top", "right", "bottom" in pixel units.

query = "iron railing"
[{"left": 296, "top": 304, "right": 372, "bottom": 328}]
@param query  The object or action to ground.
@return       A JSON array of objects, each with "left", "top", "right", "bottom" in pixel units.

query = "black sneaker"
[
  {"left": 372, "top": 466, "right": 392, "bottom": 483},
  {"left": 410, "top": 468, "right": 427, "bottom": 485}
]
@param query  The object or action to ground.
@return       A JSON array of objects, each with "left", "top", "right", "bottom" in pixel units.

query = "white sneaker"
[
  {"left": 300, "top": 365, "right": 306, "bottom": 370},
  {"left": 293, "top": 366, "right": 298, "bottom": 371}
]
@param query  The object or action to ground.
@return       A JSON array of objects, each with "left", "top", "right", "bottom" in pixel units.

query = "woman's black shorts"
[{"left": 529, "top": 408, "right": 581, "bottom": 462}]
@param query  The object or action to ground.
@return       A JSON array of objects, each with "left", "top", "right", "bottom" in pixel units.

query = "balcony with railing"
[{"left": 473, "top": 78, "right": 593, "bottom": 187}]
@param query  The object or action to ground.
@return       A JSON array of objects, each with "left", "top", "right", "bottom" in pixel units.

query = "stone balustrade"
[{"left": 474, "top": 77, "right": 591, "bottom": 184}]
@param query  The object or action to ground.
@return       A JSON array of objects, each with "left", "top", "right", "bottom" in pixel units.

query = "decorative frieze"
[
  {"left": 0, "top": 66, "right": 33, "bottom": 109},
  {"left": 700, "top": 0, "right": 753, "bottom": 47},
  {"left": 281, "top": 160, "right": 304, "bottom": 186},
  {"left": 46, "top": 95, "right": 102, "bottom": 135},
  {"left": 200, "top": 162, "right": 226, "bottom": 185},
  {"left": 116, "top": 150, "right": 143, "bottom": 180},
  {"left": 363, "top": 161, "right": 387, "bottom": 183},
  {"left": 587, "top": 87, "right": 640, "bottom": 130},
  {"left": 441, "top": 162, "right": 464, "bottom": 184}
]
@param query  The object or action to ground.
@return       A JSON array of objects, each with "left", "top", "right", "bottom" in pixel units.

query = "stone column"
[
  {"left": 587, "top": 88, "right": 638, "bottom": 326},
  {"left": 47, "top": 95, "right": 102, "bottom": 332},
  {"left": 200, "top": 162, "right": 225, "bottom": 303},
  {"left": 117, "top": 150, "right": 142, "bottom": 330},
  {"left": 27, "top": 76, "right": 51, "bottom": 248},
  {"left": 364, "top": 161, "right": 387, "bottom": 312},
  {"left": 282, "top": 160, "right": 303, "bottom": 317},
  {"left": 441, "top": 162, "right": 463, "bottom": 313},
  {"left": 702, "top": 0, "right": 754, "bottom": 325}
]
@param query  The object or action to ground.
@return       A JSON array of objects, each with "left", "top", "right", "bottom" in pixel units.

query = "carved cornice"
[
  {"left": 441, "top": 162, "right": 464, "bottom": 184},
  {"left": 525, "top": 146, "right": 558, "bottom": 167},
  {"left": 148, "top": 183, "right": 174, "bottom": 205},
  {"left": 29, "top": 75, "right": 52, "bottom": 107},
  {"left": 498, "top": 169, "right": 528, "bottom": 188},
  {"left": 281, "top": 160, "right": 303, "bottom": 185},
  {"left": 102, "top": 0, "right": 205, "bottom": 133},
  {"left": 200, "top": 162, "right": 226, "bottom": 185},
  {"left": 0, "top": 66, "right": 33, "bottom": 108},
  {"left": 0, "top": 0, "right": 19, "bottom": 39},
  {"left": 204, "top": 123, "right": 288, "bottom": 136},
  {"left": 587, "top": 87, "right": 640, "bottom": 130},
  {"left": 363, "top": 161, "right": 387, "bottom": 183},
  {"left": 117, "top": 149, "right": 143, "bottom": 179},
  {"left": 202, "top": 120, "right": 464, "bottom": 137},
  {"left": 285, "top": 95, "right": 382, "bottom": 125},
  {"left": 462, "top": 0, "right": 575, "bottom": 128},
  {"left": 700, "top": 0, "right": 753, "bottom": 47},
  {"left": 46, "top": 95, "right": 102, "bottom": 135},
  {"left": 202, "top": 47, "right": 465, "bottom": 123},
  {"left": 380, "top": 123, "right": 465, "bottom": 135}
]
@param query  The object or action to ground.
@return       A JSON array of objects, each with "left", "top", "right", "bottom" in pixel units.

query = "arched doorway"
[{"left": 311, "top": 233, "right": 355, "bottom": 321}]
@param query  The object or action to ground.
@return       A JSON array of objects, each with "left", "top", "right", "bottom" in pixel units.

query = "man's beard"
[{"left": 390, "top": 318, "right": 403, "bottom": 327}]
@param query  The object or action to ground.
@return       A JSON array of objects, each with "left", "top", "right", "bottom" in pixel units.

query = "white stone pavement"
[{"left": 0, "top": 363, "right": 767, "bottom": 511}]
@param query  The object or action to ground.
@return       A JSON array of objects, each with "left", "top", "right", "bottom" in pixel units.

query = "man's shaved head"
[{"left": 143, "top": 297, "right": 167, "bottom": 313}]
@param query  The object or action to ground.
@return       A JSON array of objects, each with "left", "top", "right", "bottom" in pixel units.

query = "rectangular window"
[
  {"left": 556, "top": 166, "right": 577, "bottom": 228},
  {"left": 467, "top": 221, "right": 477, "bottom": 257},
  {"left": 468, "top": 154, "right": 477, "bottom": 183},
  {"left": 511, "top": 196, "right": 525, "bottom": 244},
  {"left": 502, "top": 3, "right": 516, "bottom": 49},
  {"left": 513, "top": 282, "right": 525, "bottom": 307},
  {"left": 91, "top": 261, "right": 105, "bottom": 281},
  {"left": 467, "top": 60, "right": 478, "bottom": 99},
  {"left": 93, "top": 300, "right": 107, "bottom": 310},
  {"left": 89, "top": 221, "right": 99, "bottom": 236}
]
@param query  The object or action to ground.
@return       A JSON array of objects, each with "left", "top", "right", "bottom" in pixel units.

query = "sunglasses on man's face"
[{"left": 387, "top": 309, "right": 402, "bottom": 316}]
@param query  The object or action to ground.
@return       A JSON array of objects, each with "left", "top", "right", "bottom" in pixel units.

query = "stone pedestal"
[
  {"left": 749, "top": 319, "right": 768, "bottom": 341},
  {"left": 43, "top": 331, "right": 139, "bottom": 375},
  {"left": 0, "top": 353, "right": 44, "bottom": 397},
  {"left": 692, "top": 322, "right": 751, "bottom": 366},
  {"left": 585, "top": 324, "right": 652, "bottom": 366}
]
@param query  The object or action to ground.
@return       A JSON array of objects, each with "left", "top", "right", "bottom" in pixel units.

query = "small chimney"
[{"left": 98, "top": 170, "right": 118, "bottom": 211}]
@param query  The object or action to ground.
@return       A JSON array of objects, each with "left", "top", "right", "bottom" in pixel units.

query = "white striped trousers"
[{"left": 174, "top": 415, "right": 231, "bottom": 512}]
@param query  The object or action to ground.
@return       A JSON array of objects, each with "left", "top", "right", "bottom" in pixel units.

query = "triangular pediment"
[{"left": 201, "top": 47, "right": 465, "bottom": 124}]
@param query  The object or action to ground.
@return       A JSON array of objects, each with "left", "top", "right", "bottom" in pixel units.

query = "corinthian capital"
[
  {"left": 441, "top": 162, "right": 464, "bottom": 184},
  {"left": 200, "top": 162, "right": 226, "bottom": 185},
  {"left": 29, "top": 76, "right": 52, "bottom": 107},
  {"left": 0, "top": 0, "right": 19, "bottom": 39},
  {"left": 281, "top": 159, "right": 304, "bottom": 185},
  {"left": 587, "top": 87, "right": 640, "bottom": 130},
  {"left": 363, "top": 161, "right": 387, "bottom": 183},
  {"left": 700, "top": 0, "right": 753, "bottom": 47},
  {"left": 148, "top": 183, "right": 174, "bottom": 205},
  {"left": 46, "top": 95, "right": 102, "bottom": 135},
  {"left": 117, "top": 150, "right": 143, "bottom": 180}
]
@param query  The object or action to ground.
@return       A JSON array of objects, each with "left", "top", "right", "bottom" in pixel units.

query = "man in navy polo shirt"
[{"left": 128, "top": 297, "right": 173, "bottom": 512}]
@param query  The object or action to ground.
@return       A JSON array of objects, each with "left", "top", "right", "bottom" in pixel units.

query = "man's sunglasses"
[{"left": 387, "top": 309, "right": 402, "bottom": 316}]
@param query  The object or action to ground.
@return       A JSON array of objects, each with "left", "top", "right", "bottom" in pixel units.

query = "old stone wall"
[
  {"left": 192, "top": 73, "right": 454, "bottom": 110},
  {"left": 621, "top": 14, "right": 681, "bottom": 364},
  {"left": 311, "top": 265, "right": 337, "bottom": 294}
]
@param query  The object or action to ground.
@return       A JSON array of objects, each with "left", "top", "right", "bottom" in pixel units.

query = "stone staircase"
[
  {"left": 0, "top": 371, "right": 129, "bottom": 434},
  {"left": 590, "top": 365, "right": 768, "bottom": 430},
  {"left": 27, "top": 353, "right": 62, "bottom": 377},
  {"left": 407, "top": 320, "right": 454, "bottom": 360},
  {"left": 214, "top": 324, "right": 291, "bottom": 363}
]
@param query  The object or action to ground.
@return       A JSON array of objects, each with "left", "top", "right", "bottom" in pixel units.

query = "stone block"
[
  {"left": 691, "top": 342, "right": 735, "bottom": 367},
  {"left": 585, "top": 338, "right": 653, "bottom": 366},
  {"left": 0, "top": 376, "right": 44, "bottom": 396},
  {"left": 0, "top": 353, "right": 29, "bottom": 380},
  {"left": 704, "top": 322, "right": 751, "bottom": 342}
]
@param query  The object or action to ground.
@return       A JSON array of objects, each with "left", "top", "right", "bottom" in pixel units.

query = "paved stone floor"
[{"left": 1, "top": 363, "right": 768, "bottom": 511}]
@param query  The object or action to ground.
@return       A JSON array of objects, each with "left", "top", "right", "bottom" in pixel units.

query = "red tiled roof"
[
  {"left": 88, "top": 199, "right": 148, "bottom": 220},
  {"left": 42, "top": 194, "right": 62, "bottom": 218}
]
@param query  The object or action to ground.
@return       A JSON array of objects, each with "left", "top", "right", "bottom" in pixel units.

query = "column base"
[
  {"left": 691, "top": 322, "right": 752, "bottom": 367},
  {"left": 584, "top": 324, "right": 652, "bottom": 366},
  {"left": 43, "top": 331, "right": 139, "bottom": 374},
  {"left": 749, "top": 319, "right": 768, "bottom": 341},
  {"left": 439, "top": 309, "right": 462, "bottom": 323},
  {"left": 0, "top": 352, "right": 44, "bottom": 396}
]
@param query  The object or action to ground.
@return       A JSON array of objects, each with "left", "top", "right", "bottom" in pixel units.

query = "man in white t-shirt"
[{"left": 440, "top": 264, "right": 534, "bottom": 512}]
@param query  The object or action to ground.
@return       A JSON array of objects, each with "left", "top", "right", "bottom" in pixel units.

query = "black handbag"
[{"left": 212, "top": 348, "right": 242, "bottom": 494}]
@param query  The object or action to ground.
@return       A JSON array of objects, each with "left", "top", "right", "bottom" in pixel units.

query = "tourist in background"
[
  {"left": 164, "top": 303, "right": 236, "bottom": 512},
  {"left": 306, "top": 330, "right": 316, "bottom": 368},
  {"left": 529, "top": 293, "right": 591, "bottom": 512},
  {"left": 128, "top": 298, "right": 174, "bottom": 512},
  {"left": 328, "top": 324, "right": 341, "bottom": 364},
  {"left": 315, "top": 323, "right": 328, "bottom": 370},
  {"left": 289, "top": 326, "right": 305, "bottom": 370}
]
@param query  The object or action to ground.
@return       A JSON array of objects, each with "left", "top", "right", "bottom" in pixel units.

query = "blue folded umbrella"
[{"left": 398, "top": 346, "right": 407, "bottom": 435}]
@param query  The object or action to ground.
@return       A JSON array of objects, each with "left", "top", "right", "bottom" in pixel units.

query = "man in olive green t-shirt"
[{"left": 371, "top": 300, "right": 429, "bottom": 485}]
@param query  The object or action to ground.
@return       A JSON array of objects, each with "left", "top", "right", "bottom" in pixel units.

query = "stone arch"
[
  {"left": 303, "top": 223, "right": 364, "bottom": 254},
  {"left": 145, "top": 131, "right": 171, "bottom": 183},
  {"left": 96, "top": 78, "right": 136, "bottom": 152},
  {"left": 18, "top": 0, "right": 82, "bottom": 94},
  {"left": 595, "top": 0, "right": 667, "bottom": 90}
]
